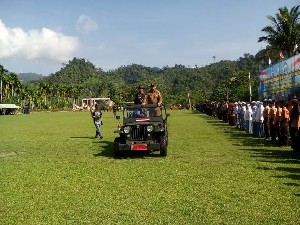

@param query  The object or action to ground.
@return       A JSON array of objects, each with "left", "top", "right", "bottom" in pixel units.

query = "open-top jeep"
[{"left": 114, "top": 104, "right": 170, "bottom": 157}]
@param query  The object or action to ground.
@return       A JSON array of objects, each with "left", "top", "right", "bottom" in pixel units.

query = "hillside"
[{"left": 18, "top": 73, "right": 44, "bottom": 82}]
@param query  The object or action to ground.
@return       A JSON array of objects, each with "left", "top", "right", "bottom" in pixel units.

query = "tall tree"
[
  {"left": 258, "top": 5, "right": 300, "bottom": 58},
  {"left": 0, "top": 65, "right": 8, "bottom": 103}
]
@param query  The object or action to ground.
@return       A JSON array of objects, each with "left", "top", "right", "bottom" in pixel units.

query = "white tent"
[
  {"left": 0, "top": 104, "right": 19, "bottom": 109},
  {"left": 81, "top": 98, "right": 114, "bottom": 107}
]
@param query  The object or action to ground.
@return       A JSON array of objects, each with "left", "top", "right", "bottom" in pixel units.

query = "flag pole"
[
  {"left": 249, "top": 72, "right": 252, "bottom": 102},
  {"left": 187, "top": 92, "right": 191, "bottom": 109}
]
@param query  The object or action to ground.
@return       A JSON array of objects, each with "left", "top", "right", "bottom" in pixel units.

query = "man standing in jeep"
[
  {"left": 134, "top": 85, "right": 145, "bottom": 104},
  {"left": 143, "top": 83, "right": 162, "bottom": 106},
  {"left": 143, "top": 83, "right": 163, "bottom": 116}
]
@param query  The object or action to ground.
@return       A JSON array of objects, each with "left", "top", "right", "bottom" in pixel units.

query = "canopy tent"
[
  {"left": 0, "top": 104, "right": 20, "bottom": 109},
  {"left": 81, "top": 98, "right": 114, "bottom": 108},
  {"left": 0, "top": 104, "right": 20, "bottom": 115}
]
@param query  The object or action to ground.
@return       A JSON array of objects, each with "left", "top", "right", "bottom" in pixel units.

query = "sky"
[{"left": 0, "top": 0, "right": 298, "bottom": 76}]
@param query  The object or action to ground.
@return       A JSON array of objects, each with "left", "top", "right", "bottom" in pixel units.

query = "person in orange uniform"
[
  {"left": 143, "top": 83, "right": 163, "bottom": 116},
  {"left": 274, "top": 101, "right": 282, "bottom": 144},
  {"left": 263, "top": 99, "right": 270, "bottom": 140},
  {"left": 269, "top": 100, "right": 277, "bottom": 142},
  {"left": 279, "top": 101, "right": 290, "bottom": 146},
  {"left": 289, "top": 98, "right": 300, "bottom": 152}
]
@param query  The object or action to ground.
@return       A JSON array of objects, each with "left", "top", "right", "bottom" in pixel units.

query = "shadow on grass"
[
  {"left": 198, "top": 112, "right": 300, "bottom": 195},
  {"left": 242, "top": 148, "right": 300, "bottom": 162},
  {"left": 93, "top": 141, "right": 163, "bottom": 159},
  {"left": 70, "top": 136, "right": 95, "bottom": 139},
  {"left": 245, "top": 148, "right": 300, "bottom": 196},
  {"left": 93, "top": 141, "right": 114, "bottom": 158}
]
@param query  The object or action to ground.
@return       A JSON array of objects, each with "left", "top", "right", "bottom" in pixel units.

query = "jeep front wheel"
[
  {"left": 114, "top": 137, "right": 122, "bottom": 158},
  {"left": 160, "top": 137, "right": 168, "bottom": 156}
]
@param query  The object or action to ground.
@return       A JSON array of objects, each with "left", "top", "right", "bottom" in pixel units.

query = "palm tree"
[
  {"left": 258, "top": 5, "right": 300, "bottom": 58},
  {"left": 8, "top": 72, "right": 22, "bottom": 99},
  {"left": 0, "top": 65, "right": 8, "bottom": 103}
]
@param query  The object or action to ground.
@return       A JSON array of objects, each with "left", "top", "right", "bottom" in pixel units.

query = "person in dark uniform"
[
  {"left": 90, "top": 104, "right": 103, "bottom": 139},
  {"left": 133, "top": 85, "right": 146, "bottom": 117},
  {"left": 134, "top": 85, "right": 145, "bottom": 104}
]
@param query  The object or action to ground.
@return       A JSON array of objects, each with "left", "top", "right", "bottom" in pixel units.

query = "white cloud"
[
  {"left": 76, "top": 15, "right": 98, "bottom": 32},
  {"left": 0, "top": 20, "right": 79, "bottom": 62}
]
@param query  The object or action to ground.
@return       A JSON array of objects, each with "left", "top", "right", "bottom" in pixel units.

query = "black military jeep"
[{"left": 113, "top": 104, "right": 170, "bottom": 157}]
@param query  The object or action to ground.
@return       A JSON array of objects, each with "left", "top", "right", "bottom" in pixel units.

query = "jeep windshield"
[{"left": 122, "top": 104, "right": 162, "bottom": 118}]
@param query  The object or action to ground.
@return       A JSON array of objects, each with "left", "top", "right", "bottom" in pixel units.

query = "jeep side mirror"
[
  {"left": 116, "top": 115, "right": 120, "bottom": 120},
  {"left": 166, "top": 113, "right": 170, "bottom": 117}
]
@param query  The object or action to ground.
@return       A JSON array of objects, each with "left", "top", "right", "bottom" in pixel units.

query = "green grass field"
[{"left": 0, "top": 110, "right": 299, "bottom": 224}]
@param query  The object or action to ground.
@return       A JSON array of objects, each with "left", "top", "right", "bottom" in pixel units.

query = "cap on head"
[{"left": 137, "top": 85, "right": 145, "bottom": 89}]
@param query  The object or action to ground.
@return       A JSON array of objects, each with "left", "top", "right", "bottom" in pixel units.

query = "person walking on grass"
[{"left": 90, "top": 104, "right": 103, "bottom": 139}]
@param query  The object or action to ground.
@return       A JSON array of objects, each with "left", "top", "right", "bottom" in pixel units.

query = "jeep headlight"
[
  {"left": 123, "top": 126, "right": 131, "bottom": 133},
  {"left": 147, "top": 125, "right": 154, "bottom": 132}
]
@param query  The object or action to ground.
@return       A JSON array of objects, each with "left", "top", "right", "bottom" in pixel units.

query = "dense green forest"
[
  {"left": 1, "top": 5, "right": 299, "bottom": 110},
  {"left": 44, "top": 54, "right": 262, "bottom": 105}
]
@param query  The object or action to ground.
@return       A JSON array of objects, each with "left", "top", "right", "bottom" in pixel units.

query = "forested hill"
[
  {"left": 36, "top": 54, "right": 262, "bottom": 103},
  {"left": 37, "top": 53, "right": 261, "bottom": 103},
  {"left": 18, "top": 73, "right": 43, "bottom": 82},
  {"left": 43, "top": 58, "right": 102, "bottom": 84}
]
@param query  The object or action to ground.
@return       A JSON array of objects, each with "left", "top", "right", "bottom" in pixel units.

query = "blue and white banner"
[{"left": 258, "top": 53, "right": 300, "bottom": 99}]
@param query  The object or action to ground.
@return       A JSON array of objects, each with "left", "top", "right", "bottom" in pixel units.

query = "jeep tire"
[{"left": 159, "top": 136, "right": 168, "bottom": 156}]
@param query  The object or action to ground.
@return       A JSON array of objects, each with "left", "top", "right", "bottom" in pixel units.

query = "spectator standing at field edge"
[{"left": 90, "top": 104, "right": 103, "bottom": 139}]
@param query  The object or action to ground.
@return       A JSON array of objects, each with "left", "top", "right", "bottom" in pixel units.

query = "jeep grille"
[{"left": 130, "top": 125, "right": 147, "bottom": 140}]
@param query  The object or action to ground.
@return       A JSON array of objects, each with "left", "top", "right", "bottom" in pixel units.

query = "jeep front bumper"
[{"left": 117, "top": 141, "right": 160, "bottom": 151}]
